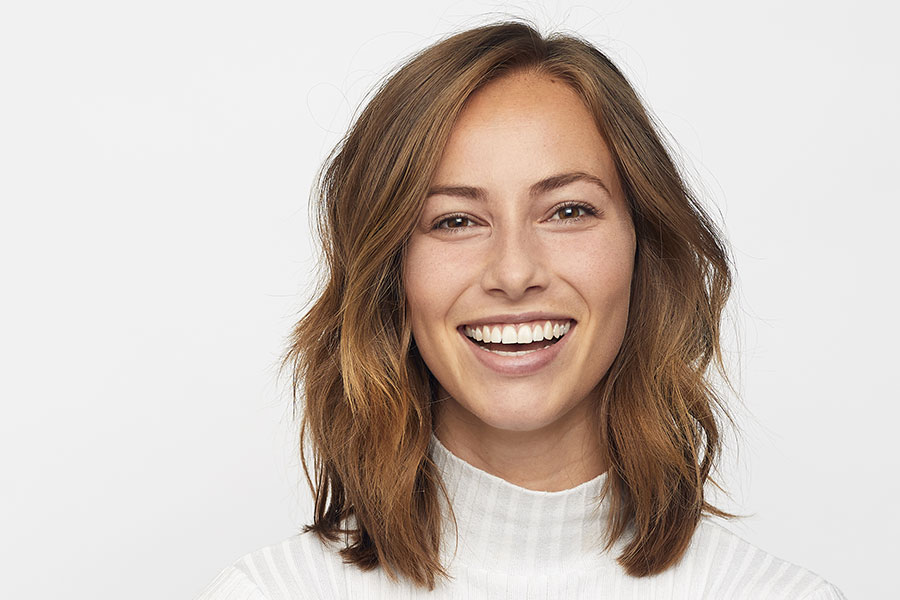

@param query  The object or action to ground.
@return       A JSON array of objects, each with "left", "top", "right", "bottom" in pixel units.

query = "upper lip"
[{"left": 460, "top": 312, "right": 575, "bottom": 327}]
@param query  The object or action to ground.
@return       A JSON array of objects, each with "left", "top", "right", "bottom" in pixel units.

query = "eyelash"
[{"left": 432, "top": 201, "right": 599, "bottom": 233}]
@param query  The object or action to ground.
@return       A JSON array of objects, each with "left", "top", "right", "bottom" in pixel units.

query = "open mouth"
[{"left": 460, "top": 320, "right": 573, "bottom": 356}]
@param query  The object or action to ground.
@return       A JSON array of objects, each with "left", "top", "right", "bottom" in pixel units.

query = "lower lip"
[{"left": 459, "top": 323, "right": 574, "bottom": 376}]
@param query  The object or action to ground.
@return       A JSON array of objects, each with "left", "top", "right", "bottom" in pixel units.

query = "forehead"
[{"left": 432, "top": 71, "right": 615, "bottom": 188}]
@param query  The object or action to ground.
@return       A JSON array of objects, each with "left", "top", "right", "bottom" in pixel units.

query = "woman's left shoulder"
[{"left": 672, "top": 518, "right": 847, "bottom": 599}]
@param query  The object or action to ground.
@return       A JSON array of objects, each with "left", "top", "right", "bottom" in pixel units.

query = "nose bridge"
[{"left": 481, "top": 216, "right": 548, "bottom": 297}]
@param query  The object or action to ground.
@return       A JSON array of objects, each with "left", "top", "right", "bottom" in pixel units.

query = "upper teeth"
[{"left": 464, "top": 320, "right": 571, "bottom": 345}]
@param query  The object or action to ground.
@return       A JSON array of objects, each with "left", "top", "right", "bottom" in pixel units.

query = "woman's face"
[{"left": 403, "top": 71, "right": 636, "bottom": 438}]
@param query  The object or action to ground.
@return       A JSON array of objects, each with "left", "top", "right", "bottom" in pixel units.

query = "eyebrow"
[{"left": 425, "top": 171, "right": 611, "bottom": 201}]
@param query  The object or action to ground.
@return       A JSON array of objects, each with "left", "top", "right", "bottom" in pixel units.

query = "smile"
[
  {"left": 464, "top": 320, "right": 572, "bottom": 354},
  {"left": 458, "top": 319, "right": 575, "bottom": 376}
]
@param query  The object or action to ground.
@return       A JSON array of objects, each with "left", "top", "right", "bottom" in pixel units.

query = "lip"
[
  {"left": 460, "top": 312, "right": 575, "bottom": 327},
  {"left": 459, "top": 321, "right": 575, "bottom": 376}
]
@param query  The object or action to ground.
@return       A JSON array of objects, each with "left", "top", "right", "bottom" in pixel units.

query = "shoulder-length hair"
[{"left": 282, "top": 20, "right": 737, "bottom": 590}]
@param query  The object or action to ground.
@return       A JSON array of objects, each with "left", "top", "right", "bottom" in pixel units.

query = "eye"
[
  {"left": 549, "top": 201, "right": 598, "bottom": 222},
  {"left": 432, "top": 213, "right": 476, "bottom": 233}
]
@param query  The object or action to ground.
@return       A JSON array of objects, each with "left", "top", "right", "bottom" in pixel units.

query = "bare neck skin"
[{"left": 432, "top": 386, "right": 607, "bottom": 492}]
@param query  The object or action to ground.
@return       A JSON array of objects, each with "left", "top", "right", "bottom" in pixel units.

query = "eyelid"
[
  {"left": 430, "top": 201, "right": 599, "bottom": 233},
  {"left": 431, "top": 212, "right": 477, "bottom": 231},
  {"left": 547, "top": 201, "right": 598, "bottom": 221}
]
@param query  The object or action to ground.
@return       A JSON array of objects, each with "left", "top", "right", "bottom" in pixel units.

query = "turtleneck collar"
[{"left": 429, "top": 432, "right": 612, "bottom": 574}]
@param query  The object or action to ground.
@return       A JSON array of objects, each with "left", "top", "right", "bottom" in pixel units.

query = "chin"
[{"left": 463, "top": 395, "right": 574, "bottom": 434}]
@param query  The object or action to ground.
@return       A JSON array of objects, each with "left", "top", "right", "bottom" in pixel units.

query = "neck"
[
  {"left": 433, "top": 398, "right": 607, "bottom": 492},
  {"left": 429, "top": 432, "right": 613, "bottom": 573}
]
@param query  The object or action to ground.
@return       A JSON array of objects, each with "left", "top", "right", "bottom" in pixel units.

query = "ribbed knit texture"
[{"left": 195, "top": 434, "right": 846, "bottom": 599}]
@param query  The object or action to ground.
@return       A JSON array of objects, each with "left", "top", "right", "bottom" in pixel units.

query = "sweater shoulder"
[
  {"left": 192, "top": 520, "right": 848, "bottom": 599},
  {"left": 673, "top": 518, "right": 847, "bottom": 599},
  {"left": 194, "top": 530, "right": 357, "bottom": 600},
  {"left": 194, "top": 564, "right": 270, "bottom": 600}
]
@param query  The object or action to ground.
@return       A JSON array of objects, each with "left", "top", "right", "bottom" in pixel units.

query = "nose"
[{"left": 480, "top": 221, "right": 550, "bottom": 300}]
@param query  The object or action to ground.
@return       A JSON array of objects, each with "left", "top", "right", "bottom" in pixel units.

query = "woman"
[{"left": 197, "top": 21, "right": 846, "bottom": 599}]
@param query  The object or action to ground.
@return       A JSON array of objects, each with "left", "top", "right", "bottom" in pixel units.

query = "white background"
[{"left": 1, "top": 1, "right": 896, "bottom": 598}]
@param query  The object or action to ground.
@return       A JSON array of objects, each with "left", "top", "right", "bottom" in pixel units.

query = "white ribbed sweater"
[{"left": 196, "top": 434, "right": 846, "bottom": 599}]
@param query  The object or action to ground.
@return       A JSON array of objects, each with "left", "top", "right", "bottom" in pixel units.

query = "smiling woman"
[
  {"left": 196, "top": 20, "right": 846, "bottom": 600},
  {"left": 404, "top": 72, "right": 636, "bottom": 490}
]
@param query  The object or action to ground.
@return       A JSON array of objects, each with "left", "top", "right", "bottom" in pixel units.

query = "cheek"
[
  {"left": 551, "top": 231, "right": 635, "bottom": 307},
  {"left": 403, "top": 239, "right": 464, "bottom": 333}
]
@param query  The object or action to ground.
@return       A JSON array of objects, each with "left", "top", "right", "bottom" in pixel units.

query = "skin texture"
[{"left": 403, "top": 71, "right": 636, "bottom": 492}]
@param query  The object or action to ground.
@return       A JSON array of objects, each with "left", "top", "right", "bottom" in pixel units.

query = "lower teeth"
[{"left": 477, "top": 344, "right": 553, "bottom": 356}]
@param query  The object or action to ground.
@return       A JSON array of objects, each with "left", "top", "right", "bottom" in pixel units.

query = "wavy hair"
[{"left": 281, "top": 20, "right": 738, "bottom": 590}]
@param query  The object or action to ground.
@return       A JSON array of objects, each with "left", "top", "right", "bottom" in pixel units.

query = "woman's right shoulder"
[{"left": 192, "top": 529, "right": 353, "bottom": 600}]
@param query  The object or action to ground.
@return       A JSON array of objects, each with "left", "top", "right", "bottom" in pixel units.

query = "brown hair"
[{"left": 281, "top": 20, "right": 738, "bottom": 590}]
